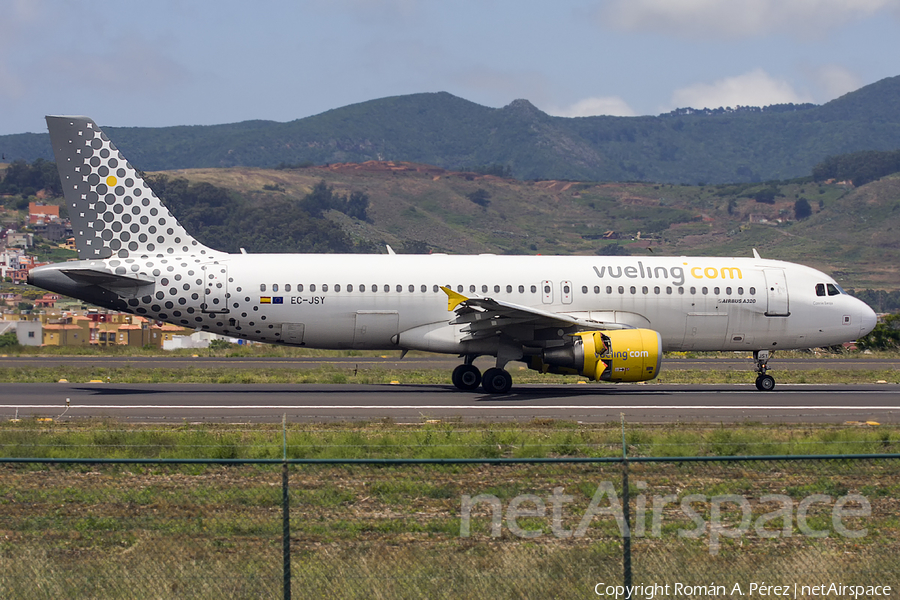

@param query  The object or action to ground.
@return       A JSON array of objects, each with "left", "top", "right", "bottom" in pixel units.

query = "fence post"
[
  {"left": 282, "top": 415, "right": 291, "bottom": 600},
  {"left": 621, "top": 414, "right": 632, "bottom": 587}
]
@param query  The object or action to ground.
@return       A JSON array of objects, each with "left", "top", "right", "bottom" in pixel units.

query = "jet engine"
[{"left": 528, "top": 329, "right": 662, "bottom": 382}]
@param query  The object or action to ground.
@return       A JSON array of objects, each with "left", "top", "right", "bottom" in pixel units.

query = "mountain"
[{"left": 3, "top": 76, "right": 900, "bottom": 184}]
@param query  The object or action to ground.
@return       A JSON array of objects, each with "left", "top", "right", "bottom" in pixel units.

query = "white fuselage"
[{"left": 180, "top": 253, "right": 873, "bottom": 354}]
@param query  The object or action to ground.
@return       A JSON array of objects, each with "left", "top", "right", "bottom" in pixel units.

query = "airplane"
[{"left": 29, "top": 116, "right": 878, "bottom": 393}]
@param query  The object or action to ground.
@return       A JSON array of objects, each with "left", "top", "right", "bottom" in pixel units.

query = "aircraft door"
[
  {"left": 541, "top": 280, "right": 553, "bottom": 304},
  {"left": 763, "top": 269, "right": 790, "bottom": 316},
  {"left": 202, "top": 264, "right": 229, "bottom": 314},
  {"left": 561, "top": 281, "right": 573, "bottom": 304}
]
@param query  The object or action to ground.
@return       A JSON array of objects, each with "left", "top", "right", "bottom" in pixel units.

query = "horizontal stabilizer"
[{"left": 61, "top": 268, "right": 155, "bottom": 291}]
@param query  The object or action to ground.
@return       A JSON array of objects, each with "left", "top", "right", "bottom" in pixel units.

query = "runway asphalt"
[{"left": 2, "top": 382, "right": 898, "bottom": 424}]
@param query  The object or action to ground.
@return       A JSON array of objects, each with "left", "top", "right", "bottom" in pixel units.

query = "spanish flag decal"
[{"left": 260, "top": 297, "right": 272, "bottom": 304}]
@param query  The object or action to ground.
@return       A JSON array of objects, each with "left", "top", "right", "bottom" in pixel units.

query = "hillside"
[
  {"left": 3, "top": 76, "right": 900, "bottom": 184},
  {"left": 160, "top": 162, "right": 900, "bottom": 290}
]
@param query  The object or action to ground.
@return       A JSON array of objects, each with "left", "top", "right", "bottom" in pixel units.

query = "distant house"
[
  {"left": 34, "top": 294, "right": 60, "bottom": 309},
  {"left": 42, "top": 322, "right": 88, "bottom": 346},
  {"left": 7, "top": 232, "right": 32, "bottom": 249},
  {"left": 28, "top": 202, "right": 60, "bottom": 225}
]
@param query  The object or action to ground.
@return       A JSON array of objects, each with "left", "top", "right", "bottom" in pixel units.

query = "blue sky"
[{"left": 2, "top": 0, "right": 899, "bottom": 135}]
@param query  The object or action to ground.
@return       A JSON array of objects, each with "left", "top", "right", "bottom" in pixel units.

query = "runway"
[{"left": 2, "top": 382, "right": 898, "bottom": 424}]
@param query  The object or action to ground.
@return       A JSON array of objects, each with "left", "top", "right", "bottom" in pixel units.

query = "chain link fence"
[{"left": 1, "top": 455, "right": 899, "bottom": 599}]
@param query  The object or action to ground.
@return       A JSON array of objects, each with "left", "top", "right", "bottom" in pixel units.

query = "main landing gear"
[
  {"left": 754, "top": 350, "right": 776, "bottom": 391},
  {"left": 451, "top": 358, "right": 513, "bottom": 394}
]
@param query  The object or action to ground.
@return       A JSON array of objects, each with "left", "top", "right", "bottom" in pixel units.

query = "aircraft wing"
[{"left": 440, "top": 286, "right": 630, "bottom": 341}]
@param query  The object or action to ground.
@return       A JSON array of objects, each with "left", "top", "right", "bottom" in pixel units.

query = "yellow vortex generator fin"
[{"left": 440, "top": 286, "right": 468, "bottom": 311}]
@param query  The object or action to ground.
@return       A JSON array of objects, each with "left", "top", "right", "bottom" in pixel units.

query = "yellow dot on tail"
[{"left": 106, "top": 175, "right": 117, "bottom": 187}]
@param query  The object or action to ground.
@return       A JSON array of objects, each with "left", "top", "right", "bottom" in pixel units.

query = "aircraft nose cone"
[{"left": 859, "top": 304, "right": 877, "bottom": 338}]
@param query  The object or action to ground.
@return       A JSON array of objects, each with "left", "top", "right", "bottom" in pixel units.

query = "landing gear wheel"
[
  {"left": 452, "top": 364, "right": 482, "bottom": 391},
  {"left": 755, "top": 374, "right": 776, "bottom": 391},
  {"left": 482, "top": 367, "right": 513, "bottom": 394}
]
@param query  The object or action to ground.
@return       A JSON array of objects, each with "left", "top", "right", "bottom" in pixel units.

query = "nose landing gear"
[{"left": 754, "top": 350, "right": 775, "bottom": 391}]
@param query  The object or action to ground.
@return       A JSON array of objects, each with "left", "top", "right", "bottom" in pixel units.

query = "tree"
[
  {"left": 794, "top": 198, "right": 812, "bottom": 220},
  {"left": 857, "top": 314, "right": 900, "bottom": 351},
  {"left": 0, "top": 332, "right": 19, "bottom": 348}
]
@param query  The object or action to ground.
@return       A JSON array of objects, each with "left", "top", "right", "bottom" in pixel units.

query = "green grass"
[{"left": 2, "top": 420, "right": 900, "bottom": 460}]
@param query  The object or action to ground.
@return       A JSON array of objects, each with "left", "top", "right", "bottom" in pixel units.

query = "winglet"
[
  {"left": 752, "top": 248, "right": 761, "bottom": 259},
  {"left": 440, "top": 286, "right": 468, "bottom": 311}
]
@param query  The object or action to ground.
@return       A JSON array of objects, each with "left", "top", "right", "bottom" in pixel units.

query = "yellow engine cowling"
[{"left": 528, "top": 329, "right": 662, "bottom": 382}]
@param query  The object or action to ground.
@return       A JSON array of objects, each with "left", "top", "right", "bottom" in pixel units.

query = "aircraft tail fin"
[{"left": 45, "top": 116, "right": 220, "bottom": 260}]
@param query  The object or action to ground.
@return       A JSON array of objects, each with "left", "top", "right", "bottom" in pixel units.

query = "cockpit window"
[
  {"left": 816, "top": 283, "right": 826, "bottom": 297},
  {"left": 826, "top": 283, "right": 841, "bottom": 296}
]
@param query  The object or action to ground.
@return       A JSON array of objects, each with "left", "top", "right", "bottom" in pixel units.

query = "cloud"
[
  {"left": 547, "top": 96, "right": 637, "bottom": 117},
  {"left": 669, "top": 69, "right": 812, "bottom": 110},
  {"left": 600, "top": 0, "right": 900, "bottom": 39},
  {"left": 810, "top": 65, "right": 864, "bottom": 100}
]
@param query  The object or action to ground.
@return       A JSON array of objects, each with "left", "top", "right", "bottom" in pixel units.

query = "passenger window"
[
  {"left": 738, "top": 287, "right": 744, "bottom": 295},
  {"left": 594, "top": 286, "right": 600, "bottom": 294},
  {"left": 310, "top": 284, "right": 316, "bottom": 292},
  {"left": 374, "top": 284, "right": 380, "bottom": 292},
  {"left": 690, "top": 287, "right": 696, "bottom": 295},
  {"left": 285, "top": 284, "right": 291, "bottom": 292},
  {"left": 384, "top": 284, "right": 390, "bottom": 293},
  {"left": 322, "top": 284, "right": 328, "bottom": 292},
  {"left": 666, "top": 287, "right": 672, "bottom": 295},
  {"left": 347, "top": 284, "right": 353, "bottom": 292},
  {"left": 531, "top": 285, "right": 537, "bottom": 293},
  {"left": 298, "top": 284, "right": 304, "bottom": 292},
  {"left": 482, "top": 285, "right": 488, "bottom": 293},
  {"left": 470, "top": 285, "right": 476, "bottom": 293},
  {"left": 629, "top": 286, "right": 635, "bottom": 294},
  {"left": 714, "top": 287, "right": 720, "bottom": 295},
  {"left": 827, "top": 283, "right": 840, "bottom": 296},
  {"left": 433, "top": 285, "right": 439, "bottom": 293},
  {"left": 335, "top": 284, "right": 341, "bottom": 292},
  {"left": 494, "top": 285, "right": 500, "bottom": 293},
  {"left": 273, "top": 284, "right": 279, "bottom": 292},
  {"left": 260, "top": 284, "right": 266, "bottom": 292},
  {"left": 409, "top": 285, "right": 415, "bottom": 293},
  {"left": 506, "top": 285, "right": 512, "bottom": 293},
  {"left": 422, "top": 285, "right": 427, "bottom": 293},
  {"left": 582, "top": 286, "right": 588, "bottom": 294},
  {"left": 618, "top": 286, "right": 624, "bottom": 294},
  {"left": 726, "top": 287, "right": 732, "bottom": 295},
  {"left": 678, "top": 287, "right": 684, "bottom": 295},
  {"left": 457, "top": 285, "right": 463, "bottom": 293},
  {"left": 359, "top": 284, "right": 365, "bottom": 292},
  {"left": 519, "top": 285, "right": 525, "bottom": 293},
  {"left": 750, "top": 287, "right": 756, "bottom": 295},
  {"left": 397, "top": 285, "right": 402, "bottom": 292},
  {"left": 544, "top": 285, "right": 551, "bottom": 294},
  {"left": 642, "top": 286, "right": 648, "bottom": 294},
  {"left": 702, "top": 287, "right": 708, "bottom": 295},
  {"left": 654, "top": 286, "right": 660, "bottom": 294},
  {"left": 607, "top": 286, "right": 613, "bottom": 294}
]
